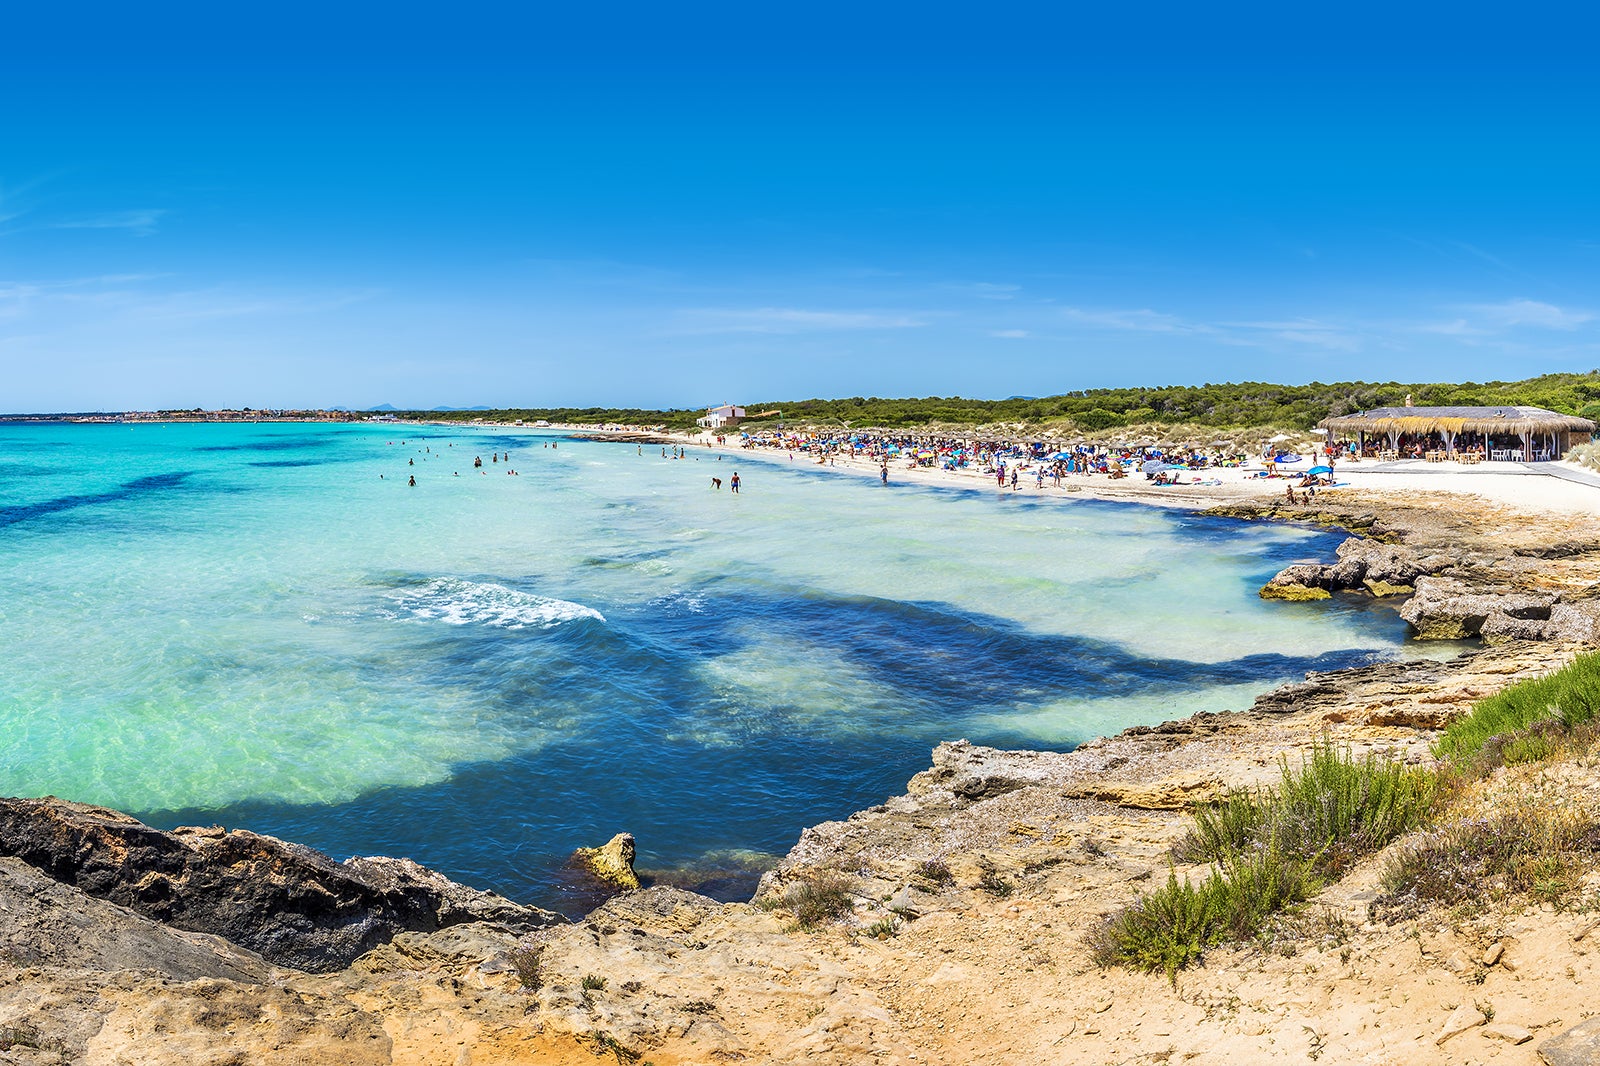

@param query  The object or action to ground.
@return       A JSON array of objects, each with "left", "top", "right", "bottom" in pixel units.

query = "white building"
[{"left": 697, "top": 404, "right": 745, "bottom": 429}]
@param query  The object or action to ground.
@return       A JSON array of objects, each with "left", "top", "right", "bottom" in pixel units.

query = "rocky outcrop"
[
  {"left": 0, "top": 856, "right": 270, "bottom": 982},
  {"left": 1398, "top": 576, "right": 1600, "bottom": 643},
  {"left": 569, "top": 832, "right": 641, "bottom": 890},
  {"left": 1540, "top": 1016, "right": 1600, "bottom": 1065},
  {"left": 1251, "top": 506, "right": 1600, "bottom": 648},
  {"left": 1262, "top": 536, "right": 1453, "bottom": 599},
  {"left": 0, "top": 797, "right": 561, "bottom": 972}
]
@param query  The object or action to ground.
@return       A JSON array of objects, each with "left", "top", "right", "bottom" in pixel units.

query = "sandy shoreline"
[{"left": 660, "top": 429, "right": 1600, "bottom": 516}]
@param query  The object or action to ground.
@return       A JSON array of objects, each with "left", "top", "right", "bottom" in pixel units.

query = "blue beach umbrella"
[{"left": 1308, "top": 465, "right": 1333, "bottom": 476}]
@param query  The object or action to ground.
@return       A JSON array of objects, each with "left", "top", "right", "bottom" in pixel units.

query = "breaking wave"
[{"left": 385, "top": 578, "right": 605, "bottom": 629}]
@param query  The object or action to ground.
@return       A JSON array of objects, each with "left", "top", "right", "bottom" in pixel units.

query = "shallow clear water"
[{"left": 0, "top": 422, "right": 1420, "bottom": 913}]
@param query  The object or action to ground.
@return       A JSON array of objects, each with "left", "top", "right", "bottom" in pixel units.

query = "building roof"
[{"left": 1320, "top": 406, "right": 1596, "bottom": 436}]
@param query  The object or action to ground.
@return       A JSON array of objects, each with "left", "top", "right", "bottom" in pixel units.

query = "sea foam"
[{"left": 386, "top": 578, "right": 604, "bottom": 629}]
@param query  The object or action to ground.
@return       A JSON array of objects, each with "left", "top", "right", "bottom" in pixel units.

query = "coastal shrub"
[
  {"left": 1175, "top": 744, "right": 1437, "bottom": 875},
  {"left": 510, "top": 947, "right": 543, "bottom": 990},
  {"left": 403, "top": 371, "right": 1600, "bottom": 435},
  {"left": 1097, "top": 836, "right": 1322, "bottom": 983},
  {"left": 765, "top": 869, "right": 856, "bottom": 929},
  {"left": 1566, "top": 440, "right": 1600, "bottom": 470},
  {"left": 864, "top": 916, "right": 901, "bottom": 939},
  {"left": 1172, "top": 788, "right": 1263, "bottom": 865},
  {"left": 1102, "top": 744, "right": 1435, "bottom": 980},
  {"left": 1090, "top": 869, "right": 1222, "bottom": 981},
  {"left": 581, "top": 973, "right": 608, "bottom": 991},
  {"left": 1379, "top": 799, "right": 1600, "bottom": 916},
  {"left": 1435, "top": 652, "right": 1600, "bottom": 768},
  {"left": 592, "top": 1033, "right": 643, "bottom": 1065},
  {"left": 1073, "top": 407, "right": 1124, "bottom": 430},
  {"left": 914, "top": 856, "right": 954, "bottom": 888}
]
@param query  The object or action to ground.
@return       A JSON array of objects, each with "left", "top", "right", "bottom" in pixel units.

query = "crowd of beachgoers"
[
  {"left": 671, "top": 425, "right": 1600, "bottom": 515},
  {"left": 714, "top": 428, "right": 1345, "bottom": 485}
]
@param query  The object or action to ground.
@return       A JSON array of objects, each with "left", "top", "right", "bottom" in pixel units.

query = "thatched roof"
[{"left": 1320, "top": 406, "right": 1596, "bottom": 436}]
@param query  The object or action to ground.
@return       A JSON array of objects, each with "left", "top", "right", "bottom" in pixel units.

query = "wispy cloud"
[
  {"left": 1466, "top": 298, "right": 1593, "bottom": 330},
  {"left": 1064, "top": 306, "right": 1372, "bottom": 352},
  {"left": 670, "top": 307, "right": 926, "bottom": 334},
  {"left": 955, "top": 282, "right": 1020, "bottom": 301},
  {"left": 1415, "top": 318, "right": 1490, "bottom": 337},
  {"left": 1224, "top": 319, "right": 1364, "bottom": 351},
  {"left": 990, "top": 328, "right": 1030, "bottom": 339},
  {"left": 1062, "top": 307, "right": 1213, "bottom": 334},
  {"left": 0, "top": 273, "right": 377, "bottom": 326},
  {"left": 50, "top": 209, "right": 166, "bottom": 237}
]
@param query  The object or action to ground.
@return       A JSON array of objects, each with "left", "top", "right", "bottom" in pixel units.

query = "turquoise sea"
[{"left": 0, "top": 421, "right": 1420, "bottom": 913}]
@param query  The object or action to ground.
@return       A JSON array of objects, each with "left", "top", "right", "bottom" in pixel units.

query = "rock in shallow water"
[
  {"left": 1258, "top": 583, "right": 1331, "bottom": 601},
  {"left": 570, "top": 832, "right": 642, "bottom": 890}
]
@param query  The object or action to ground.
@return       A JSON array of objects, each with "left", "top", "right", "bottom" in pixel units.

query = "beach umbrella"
[
  {"left": 1310, "top": 428, "right": 1329, "bottom": 435},
  {"left": 1140, "top": 460, "right": 1169, "bottom": 473},
  {"left": 1308, "top": 465, "right": 1333, "bottom": 475},
  {"left": 1267, "top": 433, "right": 1293, "bottom": 443}
]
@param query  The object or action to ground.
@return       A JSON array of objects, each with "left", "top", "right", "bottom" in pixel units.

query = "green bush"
[
  {"left": 1175, "top": 744, "right": 1437, "bottom": 875},
  {"left": 1101, "top": 744, "right": 1435, "bottom": 980},
  {"left": 1074, "top": 407, "right": 1125, "bottom": 430},
  {"left": 1435, "top": 652, "right": 1600, "bottom": 767}
]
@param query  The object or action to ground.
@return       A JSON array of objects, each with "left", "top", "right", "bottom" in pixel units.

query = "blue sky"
[{"left": 2, "top": 2, "right": 1598, "bottom": 411}]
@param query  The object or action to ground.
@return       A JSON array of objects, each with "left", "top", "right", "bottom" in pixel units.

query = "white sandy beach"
[{"left": 670, "top": 431, "right": 1600, "bottom": 516}]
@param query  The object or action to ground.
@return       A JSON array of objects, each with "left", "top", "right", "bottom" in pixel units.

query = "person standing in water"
[{"left": 730, "top": 472, "right": 740, "bottom": 493}]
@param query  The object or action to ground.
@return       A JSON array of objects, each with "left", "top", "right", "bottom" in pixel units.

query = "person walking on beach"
[
  {"left": 730, "top": 472, "right": 741, "bottom": 493},
  {"left": 1010, "top": 468, "right": 1019, "bottom": 491}
]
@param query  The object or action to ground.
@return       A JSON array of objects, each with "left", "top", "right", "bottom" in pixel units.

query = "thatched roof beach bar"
[{"left": 1320, "top": 406, "right": 1596, "bottom": 461}]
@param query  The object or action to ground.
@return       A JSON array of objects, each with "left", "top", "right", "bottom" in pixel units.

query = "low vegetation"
[
  {"left": 1096, "top": 745, "right": 1436, "bottom": 982},
  {"left": 1379, "top": 798, "right": 1600, "bottom": 917},
  {"left": 1097, "top": 655, "right": 1600, "bottom": 981},
  {"left": 1434, "top": 651, "right": 1600, "bottom": 768},
  {"left": 759, "top": 869, "right": 857, "bottom": 929},
  {"left": 1567, "top": 440, "right": 1600, "bottom": 472},
  {"left": 1174, "top": 745, "right": 1439, "bottom": 874},
  {"left": 914, "top": 856, "right": 955, "bottom": 888},
  {"left": 399, "top": 371, "right": 1600, "bottom": 434}
]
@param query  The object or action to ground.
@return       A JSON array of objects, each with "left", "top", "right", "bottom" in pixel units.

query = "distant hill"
[{"left": 367, "top": 404, "right": 398, "bottom": 412}]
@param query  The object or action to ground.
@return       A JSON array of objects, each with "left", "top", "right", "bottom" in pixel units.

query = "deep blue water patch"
[
  {"left": 196, "top": 436, "right": 337, "bottom": 453},
  {"left": 0, "top": 472, "right": 194, "bottom": 529}
]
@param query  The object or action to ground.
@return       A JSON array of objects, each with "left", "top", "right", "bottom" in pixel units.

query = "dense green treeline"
[{"left": 399, "top": 371, "right": 1600, "bottom": 432}]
